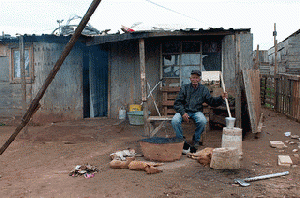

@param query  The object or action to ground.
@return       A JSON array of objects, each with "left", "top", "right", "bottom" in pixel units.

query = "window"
[
  {"left": 161, "top": 39, "right": 222, "bottom": 86},
  {"left": 10, "top": 46, "right": 33, "bottom": 83}
]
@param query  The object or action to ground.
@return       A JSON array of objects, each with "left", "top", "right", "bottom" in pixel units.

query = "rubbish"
[
  {"left": 291, "top": 135, "right": 299, "bottom": 139},
  {"left": 69, "top": 164, "right": 98, "bottom": 178},
  {"left": 284, "top": 132, "right": 291, "bottom": 137},
  {"left": 278, "top": 155, "right": 293, "bottom": 166},
  {"left": 234, "top": 171, "right": 289, "bottom": 187},
  {"left": 270, "top": 141, "right": 286, "bottom": 149}
]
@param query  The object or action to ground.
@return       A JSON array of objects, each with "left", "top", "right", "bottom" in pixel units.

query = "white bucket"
[
  {"left": 225, "top": 117, "right": 236, "bottom": 128},
  {"left": 119, "top": 109, "right": 126, "bottom": 120}
]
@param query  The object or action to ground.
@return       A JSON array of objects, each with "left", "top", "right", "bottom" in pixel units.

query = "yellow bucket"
[{"left": 129, "top": 104, "right": 142, "bottom": 112}]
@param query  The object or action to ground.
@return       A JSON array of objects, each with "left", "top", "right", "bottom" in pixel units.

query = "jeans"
[{"left": 171, "top": 112, "right": 207, "bottom": 143}]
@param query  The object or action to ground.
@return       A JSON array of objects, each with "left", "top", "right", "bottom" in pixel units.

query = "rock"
[
  {"left": 278, "top": 155, "right": 293, "bottom": 166},
  {"left": 270, "top": 141, "right": 286, "bottom": 149},
  {"left": 292, "top": 149, "right": 298, "bottom": 153},
  {"left": 294, "top": 154, "right": 299, "bottom": 158}
]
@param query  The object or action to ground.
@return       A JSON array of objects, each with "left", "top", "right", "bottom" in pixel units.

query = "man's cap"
[{"left": 191, "top": 70, "right": 201, "bottom": 76}]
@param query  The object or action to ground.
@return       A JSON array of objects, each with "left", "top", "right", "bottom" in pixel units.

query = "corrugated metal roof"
[{"left": 86, "top": 27, "right": 251, "bottom": 46}]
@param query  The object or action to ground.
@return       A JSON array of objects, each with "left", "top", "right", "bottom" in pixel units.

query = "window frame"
[
  {"left": 160, "top": 39, "right": 222, "bottom": 86},
  {"left": 9, "top": 45, "right": 34, "bottom": 84}
]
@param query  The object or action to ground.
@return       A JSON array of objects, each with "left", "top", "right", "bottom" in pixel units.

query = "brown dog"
[
  {"left": 128, "top": 161, "right": 164, "bottom": 174},
  {"left": 187, "top": 147, "right": 214, "bottom": 167}
]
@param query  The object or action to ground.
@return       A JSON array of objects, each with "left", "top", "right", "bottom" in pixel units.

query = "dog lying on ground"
[
  {"left": 187, "top": 147, "right": 214, "bottom": 167},
  {"left": 128, "top": 161, "right": 164, "bottom": 174},
  {"left": 110, "top": 148, "right": 136, "bottom": 161}
]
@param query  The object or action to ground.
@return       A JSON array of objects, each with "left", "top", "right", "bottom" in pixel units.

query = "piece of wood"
[
  {"left": 139, "top": 39, "right": 150, "bottom": 136},
  {"left": 150, "top": 121, "right": 166, "bottom": 137},
  {"left": 148, "top": 116, "right": 173, "bottom": 121},
  {"left": 254, "top": 44, "right": 260, "bottom": 70},
  {"left": 243, "top": 69, "right": 261, "bottom": 133},
  {"left": 235, "top": 34, "right": 242, "bottom": 128},
  {"left": 0, "top": 0, "right": 103, "bottom": 155}
]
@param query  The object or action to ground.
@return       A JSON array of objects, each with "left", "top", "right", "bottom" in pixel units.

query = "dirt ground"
[{"left": 0, "top": 107, "right": 299, "bottom": 198}]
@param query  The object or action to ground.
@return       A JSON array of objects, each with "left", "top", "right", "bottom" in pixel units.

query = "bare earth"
[{"left": 0, "top": 107, "right": 299, "bottom": 198}]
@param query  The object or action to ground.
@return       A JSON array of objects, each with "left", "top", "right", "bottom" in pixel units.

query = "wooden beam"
[
  {"left": 19, "top": 35, "right": 29, "bottom": 136},
  {"left": 0, "top": 0, "right": 103, "bottom": 155},
  {"left": 139, "top": 39, "right": 150, "bottom": 136},
  {"left": 254, "top": 44, "right": 260, "bottom": 70},
  {"left": 235, "top": 34, "right": 242, "bottom": 128}
]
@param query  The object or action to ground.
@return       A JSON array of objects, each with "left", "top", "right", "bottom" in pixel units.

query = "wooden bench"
[{"left": 147, "top": 115, "right": 209, "bottom": 145}]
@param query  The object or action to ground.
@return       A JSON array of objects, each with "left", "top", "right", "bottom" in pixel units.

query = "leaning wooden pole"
[{"left": 0, "top": 0, "right": 102, "bottom": 155}]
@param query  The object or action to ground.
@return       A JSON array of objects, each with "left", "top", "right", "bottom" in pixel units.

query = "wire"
[{"left": 145, "top": 0, "right": 209, "bottom": 26}]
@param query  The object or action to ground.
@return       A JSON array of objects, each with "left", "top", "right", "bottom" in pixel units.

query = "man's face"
[{"left": 190, "top": 74, "right": 201, "bottom": 85}]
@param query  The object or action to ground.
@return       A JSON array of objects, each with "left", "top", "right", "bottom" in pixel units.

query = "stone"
[
  {"left": 292, "top": 149, "right": 298, "bottom": 153},
  {"left": 270, "top": 141, "right": 286, "bottom": 149},
  {"left": 291, "top": 135, "right": 299, "bottom": 139},
  {"left": 210, "top": 147, "right": 240, "bottom": 169},
  {"left": 278, "top": 155, "right": 293, "bottom": 166}
]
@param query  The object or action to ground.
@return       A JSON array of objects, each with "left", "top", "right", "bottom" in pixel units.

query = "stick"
[
  {"left": 0, "top": 0, "right": 102, "bottom": 155},
  {"left": 220, "top": 72, "right": 232, "bottom": 118}
]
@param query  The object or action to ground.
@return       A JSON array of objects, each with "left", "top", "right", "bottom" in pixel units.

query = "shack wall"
[
  {"left": 0, "top": 43, "right": 33, "bottom": 122},
  {"left": 31, "top": 42, "right": 84, "bottom": 123},
  {"left": 268, "top": 31, "right": 300, "bottom": 74},
  {"left": 108, "top": 40, "right": 160, "bottom": 119}
]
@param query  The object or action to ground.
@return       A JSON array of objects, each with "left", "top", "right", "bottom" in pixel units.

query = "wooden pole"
[
  {"left": 235, "top": 34, "right": 242, "bottom": 128},
  {"left": 254, "top": 44, "right": 260, "bottom": 70},
  {"left": 0, "top": 0, "right": 102, "bottom": 155},
  {"left": 139, "top": 39, "right": 149, "bottom": 136},
  {"left": 274, "top": 23, "right": 278, "bottom": 75},
  {"left": 19, "top": 35, "right": 29, "bottom": 136},
  {"left": 273, "top": 23, "right": 278, "bottom": 111}
]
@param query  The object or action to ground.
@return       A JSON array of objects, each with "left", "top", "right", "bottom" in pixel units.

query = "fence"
[{"left": 261, "top": 74, "right": 300, "bottom": 122}]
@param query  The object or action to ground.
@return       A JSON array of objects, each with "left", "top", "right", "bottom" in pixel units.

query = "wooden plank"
[
  {"left": 243, "top": 69, "right": 261, "bottom": 133},
  {"left": 161, "top": 86, "right": 181, "bottom": 92},
  {"left": 148, "top": 116, "right": 173, "bottom": 121},
  {"left": 162, "top": 100, "right": 175, "bottom": 106},
  {"left": 139, "top": 39, "right": 150, "bottom": 136},
  {"left": 150, "top": 121, "right": 166, "bottom": 137}
]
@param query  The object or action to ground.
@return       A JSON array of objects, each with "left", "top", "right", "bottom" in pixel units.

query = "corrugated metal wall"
[
  {"left": 32, "top": 42, "right": 84, "bottom": 123},
  {"left": 109, "top": 39, "right": 161, "bottom": 119}
]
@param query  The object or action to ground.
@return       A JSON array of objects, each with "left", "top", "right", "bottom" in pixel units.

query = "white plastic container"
[{"left": 119, "top": 108, "right": 126, "bottom": 120}]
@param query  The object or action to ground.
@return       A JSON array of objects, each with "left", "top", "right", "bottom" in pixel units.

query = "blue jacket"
[{"left": 174, "top": 83, "right": 224, "bottom": 116}]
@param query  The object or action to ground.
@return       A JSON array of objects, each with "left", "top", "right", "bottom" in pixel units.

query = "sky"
[{"left": 1, "top": 0, "right": 299, "bottom": 50}]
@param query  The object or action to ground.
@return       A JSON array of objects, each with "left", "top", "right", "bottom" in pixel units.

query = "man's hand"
[
  {"left": 222, "top": 92, "right": 228, "bottom": 100},
  {"left": 182, "top": 113, "right": 190, "bottom": 123}
]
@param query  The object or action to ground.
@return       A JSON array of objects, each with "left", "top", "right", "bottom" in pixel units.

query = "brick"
[
  {"left": 278, "top": 155, "right": 293, "bottom": 166},
  {"left": 270, "top": 141, "right": 286, "bottom": 149}
]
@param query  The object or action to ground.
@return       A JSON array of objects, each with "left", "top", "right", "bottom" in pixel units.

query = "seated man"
[{"left": 171, "top": 70, "right": 227, "bottom": 148}]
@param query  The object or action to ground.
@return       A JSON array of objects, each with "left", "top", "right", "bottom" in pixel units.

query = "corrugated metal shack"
[
  {"left": 87, "top": 28, "right": 253, "bottom": 128},
  {"left": 0, "top": 35, "right": 88, "bottom": 123},
  {"left": 268, "top": 29, "right": 300, "bottom": 75},
  {"left": 0, "top": 28, "right": 253, "bottom": 128}
]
